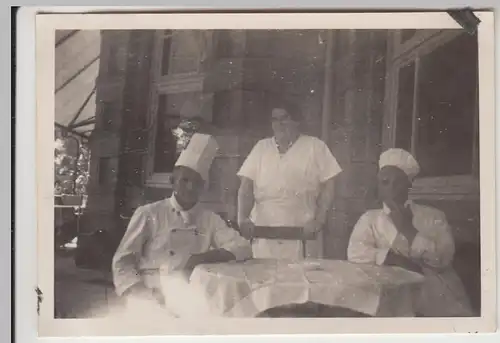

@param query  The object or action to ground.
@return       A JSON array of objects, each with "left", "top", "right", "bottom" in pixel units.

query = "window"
[
  {"left": 413, "top": 36, "right": 477, "bottom": 177},
  {"left": 153, "top": 94, "right": 179, "bottom": 173},
  {"left": 146, "top": 30, "right": 214, "bottom": 187},
  {"left": 160, "top": 30, "right": 173, "bottom": 75},
  {"left": 159, "top": 30, "right": 204, "bottom": 75},
  {"left": 394, "top": 61, "right": 415, "bottom": 152},
  {"left": 385, "top": 31, "right": 479, "bottom": 195},
  {"left": 152, "top": 92, "right": 208, "bottom": 173}
]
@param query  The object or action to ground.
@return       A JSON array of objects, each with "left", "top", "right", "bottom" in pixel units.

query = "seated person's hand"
[
  {"left": 238, "top": 218, "right": 255, "bottom": 240},
  {"left": 182, "top": 249, "right": 237, "bottom": 277},
  {"left": 386, "top": 201, "right": 418, "bottom": 243},
  {"left": 385, "top": 250, "right": 424, "bottom": 274}
]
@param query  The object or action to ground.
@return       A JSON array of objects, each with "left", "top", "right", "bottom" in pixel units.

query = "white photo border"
[{"left": 14, "top": 8, "right": 498, "bottom": 341}]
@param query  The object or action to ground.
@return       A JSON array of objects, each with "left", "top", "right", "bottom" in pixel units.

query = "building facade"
[{"left": 83, "top": 29, "right": 481, "bottom": 311}]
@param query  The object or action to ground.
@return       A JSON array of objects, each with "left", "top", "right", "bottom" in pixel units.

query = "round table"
[{"left": 164, "top": 259, "right": 424, "bottom": 318}]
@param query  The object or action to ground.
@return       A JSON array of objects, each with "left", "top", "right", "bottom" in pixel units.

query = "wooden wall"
[
  {"left": 323, "top": 30, "right": 388, "bottom": 260},
  {"left": 84, "top": 31, "right": 156, "bottom": 241}
]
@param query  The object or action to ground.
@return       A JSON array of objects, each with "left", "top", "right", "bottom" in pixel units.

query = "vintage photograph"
[{"left": 37, "top": 12, "right": 496, "bottom": 335}]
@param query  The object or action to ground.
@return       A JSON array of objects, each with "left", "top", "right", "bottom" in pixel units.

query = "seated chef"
[
  {"left": 112, "top": 133, "right": 252, "bottom": 311},
  {"left": 347, "top": 148, "right": 473, "bottom": 317}
]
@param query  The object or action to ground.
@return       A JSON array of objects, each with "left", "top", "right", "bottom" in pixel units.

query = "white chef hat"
[
  {"left": 379, "top": 148, "right": 420, "bottom": 180},
  {"left": 175, "top": 133, "right": 219, "bottom": 182}
]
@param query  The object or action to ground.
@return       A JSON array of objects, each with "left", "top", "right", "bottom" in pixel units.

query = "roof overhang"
[{"left": 55, "top": 30, "right": 101, "bottom": 140}]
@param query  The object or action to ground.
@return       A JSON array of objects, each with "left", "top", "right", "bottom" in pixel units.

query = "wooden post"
[
  {"left": 321, "top": 30, "right": 334, "bottom": 144},
  {"left": 318, "top": 30, "right": 335, "bottom": 259}
]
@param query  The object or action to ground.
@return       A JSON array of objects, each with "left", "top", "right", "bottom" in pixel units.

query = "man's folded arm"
[
  {"left": 112, "top": 206, "right": 150, "bottom": 296},
  {"left": 347, "top": 212, "right": 387, "bottom": 264}
]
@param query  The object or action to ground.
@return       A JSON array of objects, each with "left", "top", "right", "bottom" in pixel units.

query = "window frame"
[
  {"left": 382, "top": 29, "right": 479, "bottom": 199},
  {"left": 158, "top": 29, "right": 208, "bottom": 76},
  {"left": 144, "top": 30, "right": 214, "bottom": 189}
]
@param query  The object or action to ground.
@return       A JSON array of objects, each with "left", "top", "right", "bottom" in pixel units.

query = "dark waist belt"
[{"left": 252, "top": 226, "right": 316, "bottom": 241}]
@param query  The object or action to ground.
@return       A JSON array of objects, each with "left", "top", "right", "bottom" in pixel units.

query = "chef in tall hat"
[
  {"left": 347, "top": 148, "right": 473, "bottom": 317},
  {"left": 112, "top": 132, "right": 252, "bottom": 316}
]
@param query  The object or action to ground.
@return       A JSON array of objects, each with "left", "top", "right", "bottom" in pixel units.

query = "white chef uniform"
[
  {"left": 112, "top": 133, "right": 252, "bottom": 314},
  {"left": 237, "top": 135, "right": 341, "bottom": 260},
  {"left": 347, "top": 149, "right": 473, "bottom": 317}
]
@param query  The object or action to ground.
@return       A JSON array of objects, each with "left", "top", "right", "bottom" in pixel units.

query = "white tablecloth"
[{"left": 161, "top": 259, "right": 424, "bottom": 318}]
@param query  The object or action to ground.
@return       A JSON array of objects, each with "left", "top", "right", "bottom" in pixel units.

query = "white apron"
[{"left": 237, "top": 135, "right": 342, "bottom": 260}]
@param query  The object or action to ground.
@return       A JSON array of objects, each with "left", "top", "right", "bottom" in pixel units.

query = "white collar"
[
  {"left": 169, "top": 194, "right": 199, "bottom": 214},
  {"left": 273, "top": 137, "right": 292, "bottom": 148},
  {"left": 169, "top": 195, "right": 201, "bottom": 225},
  {"left": 382, "top": 200, "right": 413, "bottom": 214},
  {"left": 273, "top": 135, "right": 301, "bottom": 151}
]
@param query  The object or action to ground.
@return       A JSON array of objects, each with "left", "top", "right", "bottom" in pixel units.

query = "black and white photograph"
[{"left": 35, "top": 12, "right": 496, "bottom": 336}]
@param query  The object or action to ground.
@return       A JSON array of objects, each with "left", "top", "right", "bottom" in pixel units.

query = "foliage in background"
[
  {"left": 172, "top": 117, "right": 204, "bottom": 155},
  {"left": 54, "top": 134, "right": 91, "bottom": 196}
]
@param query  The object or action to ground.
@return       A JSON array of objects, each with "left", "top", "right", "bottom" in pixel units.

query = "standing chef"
[
  {"left": 112, "top": 133, "right": 252, "bottom": 313},
  {"left": 237, "top": 100, "right": 342, "bottom": 260}
]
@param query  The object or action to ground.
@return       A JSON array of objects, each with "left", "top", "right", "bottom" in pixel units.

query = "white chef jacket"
[
  {"left": 347, "top": 201, "right": 474, "bottom": 317},
  {"left": 112, "top": 196, "right": 252, "bottom": 298},
  {"left": 237, "top": 135, "right": 341, "bottom": 260}
]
